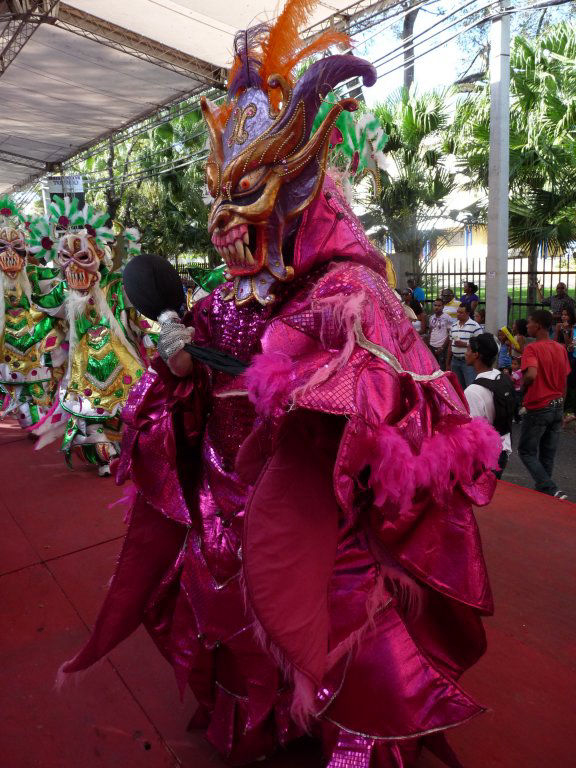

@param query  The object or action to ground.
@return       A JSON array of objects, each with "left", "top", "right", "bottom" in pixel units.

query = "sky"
[
  {"left": 357, "top": 7, "right": 468, "bottom": 108},
  {"left": 355, "top": 2, "right": 573, "bottom": 107}
]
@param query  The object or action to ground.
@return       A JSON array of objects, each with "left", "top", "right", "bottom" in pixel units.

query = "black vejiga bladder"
[{"left": 123, "top": 254, "right": 249, "bottom": 375}]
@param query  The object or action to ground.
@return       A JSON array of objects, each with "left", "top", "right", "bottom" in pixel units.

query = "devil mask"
[
  {"left": 202, "top": 3, "right": 376, "bottom": 306},
  {"left": 0, "top": 226, "right": 28, "bottom": 280}
]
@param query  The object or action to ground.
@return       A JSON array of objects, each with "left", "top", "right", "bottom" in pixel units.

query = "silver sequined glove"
[{"left": 157, "top": 310, "right": 194, "bottom": 363}]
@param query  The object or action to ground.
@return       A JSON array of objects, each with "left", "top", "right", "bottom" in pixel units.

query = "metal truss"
[
  {"left": 0, "top": 0, "right": 59, "bottom": 76},
  {"left": 0, "top": 148, "right": 46, "bottom": 169},
  {"left": 6, "top": 0, "right": 392, "bottom": 192},
  {"left": 305, "top": 0, "right": 398, "bottom": 36},
  {"left": 55, "top": 3, "right": 226, "bottom": 88}
]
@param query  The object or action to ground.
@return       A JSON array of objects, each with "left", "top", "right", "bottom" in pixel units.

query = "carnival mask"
[
  {"left": 202, "top": 19, "right": 375, "bottom": 306},
  {"left": 58, "top": 233, "right": 102, "bottom": 293},
  {"left": 0, "top": 227, "right": 27, "bottom": 279}
]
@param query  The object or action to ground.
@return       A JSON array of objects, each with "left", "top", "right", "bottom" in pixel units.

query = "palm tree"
[
  {"left": 451, "top": 22, "right": 576, "bottom": 306},
  {"left": 72, "top": 103, "right": 215, "bottom": 265},
  {"left": 369, "top": 87, "right": 457, "bottom": 279}
]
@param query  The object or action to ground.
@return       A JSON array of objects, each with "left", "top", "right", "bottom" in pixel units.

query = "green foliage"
[
  {"left": 67, "top": 103, "right": 215, "bottom": 265},
  {"left": 452, "top": 21, "right": 576, "bottom": 261},
  {"left": 368, "top": 87, "right": 457, "bottom": 274}
]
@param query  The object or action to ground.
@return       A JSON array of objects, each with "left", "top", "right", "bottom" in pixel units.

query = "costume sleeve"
[
  {"left": 522, "top": 345, "right": 537, "bottom": 371},
  {"left": 244, "top": 262, "right": 502, "bottom": 611},
  {"left": 464, "top": 384, "right": 488, "bottom": 421}
]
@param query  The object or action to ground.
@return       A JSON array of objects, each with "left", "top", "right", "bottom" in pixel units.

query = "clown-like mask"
[
  {"left": 0, "top": 227, "right": 27, "bottom": 279},
  {"left": 58, "top": 233, "right": 102, "bottom": 293}
]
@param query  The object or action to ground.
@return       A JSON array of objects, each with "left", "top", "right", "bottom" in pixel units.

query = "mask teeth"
[{"left": 67, "top": 263, "right": 93, "bottom": 291}]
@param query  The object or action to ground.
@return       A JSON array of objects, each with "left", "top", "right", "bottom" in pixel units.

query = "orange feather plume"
[{"left": 227, "top": 0, "right": 350, "bottom": 109}]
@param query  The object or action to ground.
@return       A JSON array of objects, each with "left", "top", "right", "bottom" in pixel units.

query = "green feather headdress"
[
  {"left": 123, "top": 227, "right": 141, "bottom": 257},
  {"left": 28, "top": 196, "right": 114, "bottom": 264},
  {"left": 312, "top": 94, "right": 389, "bottom": 199},
  {"left": 0, "top": 195, "right": 27, "bottom": 233}
]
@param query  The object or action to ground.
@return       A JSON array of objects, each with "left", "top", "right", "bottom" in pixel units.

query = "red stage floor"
[{"left": 1, "top": 417, "right": 574, "bottom": 768}]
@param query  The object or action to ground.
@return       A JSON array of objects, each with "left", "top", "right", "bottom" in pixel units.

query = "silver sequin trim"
[{"left": 354, "top": 321, "right": 447, "bottom": 383}]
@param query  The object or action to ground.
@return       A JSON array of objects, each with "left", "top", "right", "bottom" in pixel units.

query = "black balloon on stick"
[{"left": 122, "top": 254, "right": 249, "bottom": 375}]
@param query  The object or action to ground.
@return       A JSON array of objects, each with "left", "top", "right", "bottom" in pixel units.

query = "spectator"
[
  {"left": 538, "top": 281, "right": 576, "bottom": 324},
  {"left": 497, "top": 329, "right": 513, "bottom": 371},
  {"left": 460, "top": 282, "right": 479, "bottom": 317},
  {"left": 553, "top": 306, "right": 576, "bottom": 424},
  {"left": 428, "top": 298, "right": 452, "bottom": 369},
  {"left": 441, "top": 288, "right": 460, "bottom": 323},
  {"left": 401, "top": 288, "right": 427, "bottom": 334},
  {"left": 407, "top": 278, "right": 425, "bottom": 302},
  {"left": 554, "top": 305, "right": 576, "bottom": 346},
  {"left": 518, "top": 310, "right": 571, "bottom": 499},
  {"left": 447, "top": 304, "right": 482, "bottom": 389},
  {"left": 510, "top": 319, "right": 527, "bottom": 362},
  {"left": 510, "top": 357, "right": 524, "bottom": 421},
  {"left": 464, "top": 333, "right": 513, "bottom": 478},
  {"left": 474, "top": 307, "right": 486, "bottom": 331}
]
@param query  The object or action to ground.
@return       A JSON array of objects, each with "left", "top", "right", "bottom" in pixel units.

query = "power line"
[
  {"left": 371, "top": 0, "right": 499, "bottom": 68},
  {"left": 374, "top": 0, "right": 573, "bottom": 80},
  {"left": 356, "top": 0, "right": 446, "bottom": 47}
]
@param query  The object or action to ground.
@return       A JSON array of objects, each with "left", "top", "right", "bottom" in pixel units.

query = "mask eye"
[{"left": 235, "top": 168, "right": 266, "bottom": 196}]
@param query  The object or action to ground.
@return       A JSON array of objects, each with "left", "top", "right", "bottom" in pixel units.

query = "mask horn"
[
  {"left": 201, "top": 97, "right": 224, "bottom": 164},
  {"left": 281, "top": 98, "right": 357, "bottom": 179}
]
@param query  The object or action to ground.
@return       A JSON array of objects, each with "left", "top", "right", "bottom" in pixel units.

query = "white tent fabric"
[{"left": 0, "top": 0, "right": 378, "bottom": 193}]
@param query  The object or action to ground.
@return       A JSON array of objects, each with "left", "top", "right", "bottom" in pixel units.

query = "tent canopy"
[{"left": 0, "top": 0, "right": 385, "bottom": 193}]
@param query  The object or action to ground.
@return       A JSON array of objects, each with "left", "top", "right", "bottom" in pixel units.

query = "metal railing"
[{"left": 412, "top": 253, "right": 576, "bottom": 324}]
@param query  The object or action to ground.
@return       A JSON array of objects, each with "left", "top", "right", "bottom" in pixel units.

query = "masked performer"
[
  {"left": 0, "top": 197, "right": 66, "bottom": 429},
  {"left": 29, "top": 199, "right": 148, "bottom": 475},
  {"left": 61, "top": 3, "right": 501, "bottom": 766}
]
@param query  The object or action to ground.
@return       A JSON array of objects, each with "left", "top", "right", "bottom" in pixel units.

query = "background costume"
[
  {"left": 29, "top": 200, "right": 152, "bottom": 474},
  {"left": 0, "top": 196, "right": 66, "bottom": 429},
  {"left": 62, "top": 3, "right": 502, "bottom": 766}
]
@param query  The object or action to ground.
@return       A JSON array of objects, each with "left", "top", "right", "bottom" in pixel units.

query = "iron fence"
[
  {"left": 412, "top": 254, "right": 576, "bottom": 325},
  {"left": 171, "top": 252, "right": 576, "bottom": 328}
]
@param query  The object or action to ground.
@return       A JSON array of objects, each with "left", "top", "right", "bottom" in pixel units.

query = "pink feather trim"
[
  {"left": 356, "top": 418, "right": 502, "bottom": 516},
  {"left": 246, "top": 291, "right": 366, "bottom": 416},
  {"left": 245, "top": 351, "right": 294, "bottom": 416},
  {"left": 291, "top": 291, "right": 364, "bottom": 402},
  {"left": 108, "top": 483, "right": 139, "bottom": 524}
]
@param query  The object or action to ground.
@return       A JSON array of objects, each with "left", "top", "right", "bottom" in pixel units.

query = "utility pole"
[{"left": 485, "top": 0, "right": 510, "bottom": 334}]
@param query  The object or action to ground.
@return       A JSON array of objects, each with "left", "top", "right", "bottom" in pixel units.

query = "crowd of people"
[{"left": 404, "top": 279, "right": 575, "bottom": 500}]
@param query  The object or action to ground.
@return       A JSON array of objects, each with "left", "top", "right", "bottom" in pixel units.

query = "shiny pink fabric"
[{"left": 63, "top": 181, "right": 500, "bottom": 768}]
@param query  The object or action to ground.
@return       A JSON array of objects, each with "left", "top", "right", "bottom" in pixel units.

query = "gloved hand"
[{"left": 157, "top": 310, "right": 194, "bottom": 364}]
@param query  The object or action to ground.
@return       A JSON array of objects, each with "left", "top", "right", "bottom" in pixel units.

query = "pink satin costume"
[{"left": 62, "top": 180, "right": 501, "bottom": 767}]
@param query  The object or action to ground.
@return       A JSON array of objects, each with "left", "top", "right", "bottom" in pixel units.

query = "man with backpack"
[{"left": 464, "top": 333, "right": 515, "bottom": 478}]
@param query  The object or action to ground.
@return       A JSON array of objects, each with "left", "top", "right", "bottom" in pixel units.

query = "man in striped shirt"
[{"left": 447, "top": 304, "right": 482, "bottom": 389}]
